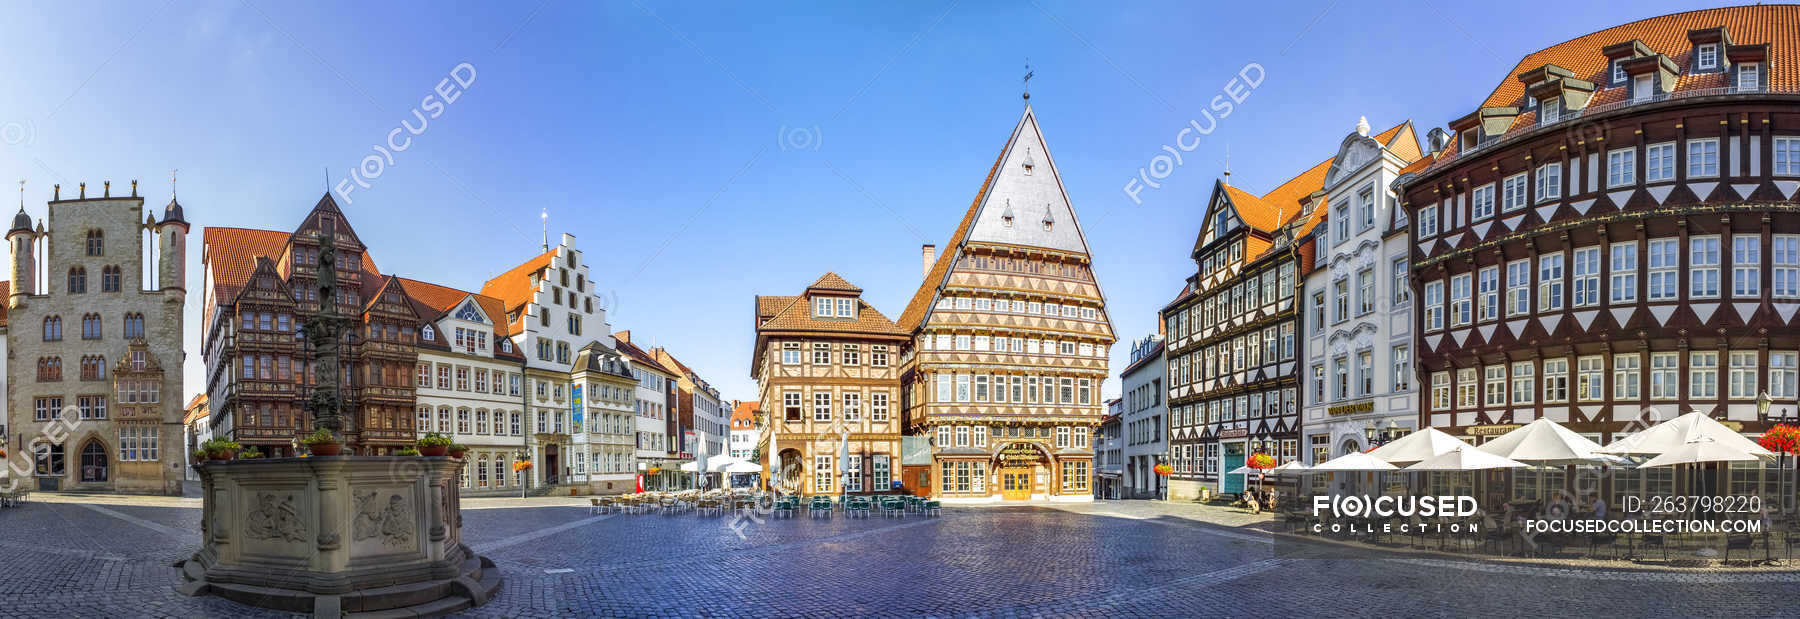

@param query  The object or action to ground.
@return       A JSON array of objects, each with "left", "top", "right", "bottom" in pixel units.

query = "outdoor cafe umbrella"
[
  {"left": 1598, "top": 411, "right": 1775, "bottom": 458},
  {"left": 1639, "top": 433, "right": 1766, "bottom": 468},
  {"left": 1367, "top": 427, "right": 1471, "bottom": 466},
  {"left": 1403, "top": 446, "right": 1528, "bottom": 472},
  {"left": 1308, "top": 452, "right": 1397, "bottom": 496},
  {"left": 1474, "top": 418, "right": 1608, "bottom": 465}
]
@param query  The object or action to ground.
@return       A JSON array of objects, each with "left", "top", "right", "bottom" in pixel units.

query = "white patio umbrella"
[
  {"left": 1309, "top": 452, "right": 1399, "bottom": 472},
  {"left": 1367, "top": 428, "right": 1471, "bottom": 466},
  {"left": 714, "top": 458, "right": 763, "bottom": 473},
  {"left": 678, "top": 460, "right": 703, "bottom": 473},
  {"left": 1268, "top": 461, "right": 1312, "bottom": 475},
  {"left": 1474, "top": 418, "right": 1608, "bottom": 465},
  {"left": 1404, "top": 446, "right": 1527, "bottom": 471},
  {"left": 1640, "top": 433, "right": 1766, "bottom": 468},
  {"left": 1598, "top": 411, "right": 1775, "bottom": 459}
]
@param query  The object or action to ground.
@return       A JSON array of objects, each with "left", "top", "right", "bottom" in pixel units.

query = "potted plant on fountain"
[
  {"left": 203, "top": 438, "right": 241, "bottom": 461},
  {"left": 417, "top": 432, "right": 452, "bottom": 457},
  {"left": 302, "top": 428, "right": 343, "bottom": 456},
  {"left": 448, "top": 443, "right": 469, "bottom": 460},
  {"left": 397, "top": 447, "right": 421, "bottom": 456},
  {"left": 239, "top": 447, "right": 265, "bottom": 460}
]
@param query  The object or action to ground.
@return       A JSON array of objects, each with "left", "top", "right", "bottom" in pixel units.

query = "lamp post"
[{"left": 1757, "top": 390, "right": 1783, "bottom": 513}]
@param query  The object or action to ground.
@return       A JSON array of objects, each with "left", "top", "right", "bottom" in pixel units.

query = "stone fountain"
[{"left": 178, "top": 233, "right": 500, "bottom": 616}]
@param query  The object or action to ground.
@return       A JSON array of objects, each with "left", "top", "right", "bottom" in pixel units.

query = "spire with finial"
[
  {"left": 1223, "top": 143, "right": 1231, "bottom": 182},
  {"left": 1022, "top": 59, "right": 1034, "bottom": 103},
  {"left": 171, "top": 169, "right": 178, "bottom": 200},
  {"left": 540, "top": 209, "right": 549, "bottom": 252},
  {"left": 1356, "top": 116, "right": 1370, "bottom": 137}
]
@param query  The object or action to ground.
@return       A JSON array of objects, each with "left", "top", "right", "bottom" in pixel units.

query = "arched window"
[
  {"left": 80, "top": 441, "right": 107, "bottom": 482},
  {"left": 80, "top": 355, "right": 105, "bottom": 381},
  {"left": 42, "top": 316, "right": 61, "bottom": 341},
  {"left": 67, "top": 267, "right": 86, "bottom": 293},
  {"left": 81, "top": 314, "right": 101, "bottom": 340},
  {"left": 123, "top": 313, "right": 144, "bottom": 339},
  {"left": 101, "top": 266, "right": 120, "bottom": 292},
  {"left": 85, "top": 230, "right": 103, "bottom": 256},
  {"left": 36, "top": 357, "right": 61, "bottom": 382}
]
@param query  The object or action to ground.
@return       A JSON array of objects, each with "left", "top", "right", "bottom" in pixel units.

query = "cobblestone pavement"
[{"left": 2, "top": 495, "right": 1798, "bottom": 617}]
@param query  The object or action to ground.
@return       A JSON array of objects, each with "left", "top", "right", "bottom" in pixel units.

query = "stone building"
[
  {"left": 897, "top": 103, "right": 1114, "bottom": 503},
  {"left": 613, "top": 333, "right": 681, "bottom": 489},
  {"left": 400, "top": 278, "right": 528, "bottom": 496},
  {"left": 1300, "top": 119, "right": 1423, "bottom": 464},
  {"left": 1119, "top": 333, "right": 1166, "bottom": 499},
  {"left": 8, "top": 181, "right": 185, "bottom": 493},
  {"left": 1398, "top": 5, "right": 1800, "bottom": 503},
  {"left": 479, "top": 232, "right": 616, "bottom": 488},
  {"left": 201, "top": 194, "right": 419, "bottom": 456},
  {"left": 569, "top": 339, "right": 638, "bottom": 494},
  {"left": 753, "top": 273, "right": 907, "bottom": 496}
]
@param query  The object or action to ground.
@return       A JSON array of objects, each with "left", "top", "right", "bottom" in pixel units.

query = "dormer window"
[
  {"left": 1460, "top": 129, "right": 1479, "bottom": 151},
  {"left": 835, "top": 298, "right": 854, "bottom": 318},
  {"left": 1611, "top": 59, "right": 1627, "bottom": 85},
  {"left": 814, "top": 297, "right": 832, "bottom": 318},
  {"left": 1738, "top": 62, "right": 1761, "bottom": 92},
  {"left": 1696, "top": 44, "right": 1719, "bottom": 70},
  {"left": 1541, "top": 98, "right": 1561, "bottom": 123},
  {"left": 422, "top": 325, "right": 435, "bottom": 340}
]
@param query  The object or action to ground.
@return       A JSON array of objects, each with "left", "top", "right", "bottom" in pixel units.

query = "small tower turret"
[
  {"left": 158, "top": 194, "right": 188, "bottom": 297},
  {"left": 8, "top": 206, "right": 33, "bottom": 308}
]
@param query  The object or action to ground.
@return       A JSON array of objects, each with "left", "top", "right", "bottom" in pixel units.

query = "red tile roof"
[
  {"left": 202, "top": 227, "right": 293, "bottom": 304},
  {"left": 396, "top": 277, "right": 510, "bottom": 338},
  {"left": 1481, "top": 5, "right": 1798, "bottom": 109},
  {"left": 807, "top": 272, "right": 862, "bottom": 293},
  {"left": 0, "top": 281, "right": 10, "bottom": 327},
  {"left": 731, "top": 401, "right": 759, "bottom": 429},
  {"left": 756, "top": 274, "right": 907, "bottom": 337},
  {"left": 479, "top": 248, "right": 556, "bottom": 333}
]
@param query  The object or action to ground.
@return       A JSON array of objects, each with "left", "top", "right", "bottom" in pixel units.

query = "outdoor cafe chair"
[
  {"left": 923, "top": 500, "right": 942, "bottom": 516},
  {"left": 1724, "top": 533, "right": 1755, "bottom": 564},
  {"left": 1638, "top": 533, "right": 1670, "bottom": 564},
  {"left": 1587, "top": 530, "right": 1619, "bottom": 560},
  {"left": 882, "top": 498, "right": 906, "bottom": 518}
]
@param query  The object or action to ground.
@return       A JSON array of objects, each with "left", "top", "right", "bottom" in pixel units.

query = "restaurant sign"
[
  {"left": 1218, "top": 428, "right": 1248, "bottom": 439},
  {"left": 998, "top": 443, "right": 1045, "bottom": 466},
  {"left": 1327, "top": 400, "right": 1374, "bottom": 416},
  {"left": 1465, "top": 424, "right": 1521, "bottom": 437}
]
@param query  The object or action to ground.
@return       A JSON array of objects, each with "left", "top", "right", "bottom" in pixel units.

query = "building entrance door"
[
  {"left": 1001, "top": 468, "right": 1031, "bottom": 500},
  {"left": 1222, "top": 443, "right": 1246, "bottom": 495},
  {"left": 544, "top": 444, "right": 560, "bottom": 485}
]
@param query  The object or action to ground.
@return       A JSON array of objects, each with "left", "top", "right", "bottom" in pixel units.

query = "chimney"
[
  {"left": 616, "top": 330, "right": 631, "bottom": 344},
  {"left": 921, "top": 244, "right": 936, "bottom": 279}
]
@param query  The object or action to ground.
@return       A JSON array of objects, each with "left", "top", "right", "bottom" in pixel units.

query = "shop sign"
[
  {"left": 1328, "top": 400, "right": 1374, "bottom": 416},
  {"left": 998, "top": 443, "right": 1045, "bottom": 466},
  {"left": 1466, "top": 424, "right": 1521, "bottom": 437},
  {"left": 1218, "top": 428, "right": 1248, "bottom": 439}
]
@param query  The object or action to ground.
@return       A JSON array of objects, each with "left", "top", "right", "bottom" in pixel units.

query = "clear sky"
[{"left": 0, "top": 0, "right": 1744, "bottom": 405}]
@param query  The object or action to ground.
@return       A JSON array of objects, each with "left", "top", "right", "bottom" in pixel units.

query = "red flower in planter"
[{"left": 1248, "top": 453, "right": 1277, "bottom": 470}]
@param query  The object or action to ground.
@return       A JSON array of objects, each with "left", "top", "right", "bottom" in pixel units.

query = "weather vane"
[{"left": 1023, "top": 59, "right": 1034, "bottom": 101}]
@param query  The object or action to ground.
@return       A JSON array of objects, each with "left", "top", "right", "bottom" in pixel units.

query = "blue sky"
[{"left": 0, "top": 0, "right": 1742, "bottom": 404}]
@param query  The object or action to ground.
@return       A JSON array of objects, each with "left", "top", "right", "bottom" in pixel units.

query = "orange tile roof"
[
  {"left": 614, "top": 335, "right": 676, "bottom": 376},
  {"left": 479, "top": 248, "right": 556, "bottom": 315},
  {"left": 396, "top": 276, "right": 510, "bottom": 336},
  {"left": 203, "top": 227, "right": 293, "bottom": 303},
  {"left": 757, "top": 296, "right": 796, "bottom": 321},
  {"left": 807, "top": 272, "right": 862, "bottom": 293},
  {"left": 1481, "top": 5, "right": 1798, "bottom": 109},
  {"left": 757, "top": 274, "right": 907, "bottom": 337},
  {"left": 731, "top": 402, "right": 759, "bottom": 430}
]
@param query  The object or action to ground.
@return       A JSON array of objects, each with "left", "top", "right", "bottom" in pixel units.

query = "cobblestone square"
[{"left": 1, "top": 494, "right": 1797, "bottom": 617}]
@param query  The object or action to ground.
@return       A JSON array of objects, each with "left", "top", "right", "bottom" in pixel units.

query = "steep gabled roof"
[
  {"left": 614, "top": 334, "right": 676, "bottom": 377},
  {"left": 203, "top": 227, "right": 293, "bottom": 303},
  {"left": 1200, "top": 121, "right": 1409, "bottom": 261},
  {"left": 757, "top": 274, "right": 906, "bottom": 337},
  {"left": 396, "top": 277, "right": 508, "bottom": 336},
  {"left": 480, "top": 248, "right": 556, "bottom": 315},
  {"left": 807, "top": 272, "right": 862, "bottom": 293},
  {"left": 898, "top": 104, "right": 1096, "bottom": 331}
]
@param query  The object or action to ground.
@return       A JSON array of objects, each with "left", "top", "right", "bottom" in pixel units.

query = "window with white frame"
[
  {"left": 1777, "top": 137, "right": 1800, "bottom": 176},
  {"left": 1484, "top": 365, "right": 1507, "bottom": 407},
  {"left": 1613, "top": 354, "right": 1641, "bottom": 400},
  {"left": 1608, "top": 148, "right": 1636, "bottom": 187},
  {"left": 1358, "top": 186, "right": 1375, "bottom": 230},
  {"left": 955, "top": 425, "right": 969, "bottom": 447},
  {"left": 1358, "top": 269, "right": 1375, "bottom": 314},
  {"left": 1690, "top": 351, "right": 1719, "bottom": 399},
  {"left": 1333, "top": 278, "right": 1350, "bottom": 322},
  {"left": 1776, "top": 235, "right": 1800, "bottom": 298},
  {"left": 1728, "top": 351, "right": 1758, "bottom": 400},
  {"left": 1423, "top": 280, "right": 1444, "bottom": 331},
  {"left": 1535, "top": 163, "right": 1561, "bottom": 202},
  {"left": 1687, "top": 138, "right": 1719, "bottom": 178},
  {"left": 1572, "top": 247, "right": 1600, "bottom": 307},
  {"left": 1577, "top": 356, "right": 1605, "bottom": 401},
  {"left": 814, "top": 455, "right": 833, "bottom": 493},
  {"left": 1543, "top": 359, "right": 1569, "bottom": 403},
  {"left": 1511, "top": 361, "right": 1535, "bottom": 404},
  {"left": 1645, "top": 142, "right": 1675, "bottom": 183},
  {"left": 1418, "top": 204, "right": 1437, "bottom": 237},
  {"left": 1311, "top": 364, "right": 1325, "bottom": 401},
  {"left": 1358, "top": 351, "right": 1374, "bottom": 396},
  {"left": 1771, "top": 352, "right": 1798, "bottom": 400},
  {"left": 1431, "top": 371, "right": 1450, "bottom": 411},
  {"left": 1541, "top": 97, "right": 1561, "bottom": 124},
  {"left": 956, "top": 374, "right": 971, "bottom": 402},
  {"left": 1696, "top": 43, "right": 1719, "bottom": 70},
  {"left": 1393, "top": 258, "right": 1410, "bottom": 305},
  {"left": 1450, "top": 273, "right": 1472, "bottom": 327},
  {"left": 1609, "top": 242, "right": 1638, "bottom": 303},
  {"left": 1538, "top": 253, "right": 1564, "bottom": 311},
  {"left": 1333, "top": 358, "right": 1348, "bottom": 400},
  {"left": 1472, "top": 183, "right": 1496, "bottom": 220},
  {"left": 1650, "top": 352, "right": 1679, "bottom": 399},
  {"left": 1389, "top": 345, "right": 1409, "bottom": 391},
  {"left": 1477, "top": 266, "right": 1499, "bottom": 321},
  {"left": 1738, "top": 62, "right": 1761, "bottom": 91},
  {"left": 1501, "top": 174, "right": 1528, "bottom": 213},
  {"left": 1611, "top": 58, "right": 1626, "bottom": 84},
  {"left": 813, "top": 392, "right": 832, "bottom": 421},
  {"left": 1507, "top": 259, "right": 1531, "bottom": 316},
  {"left": 1692, "top": 236, "right": 1721, "bottom": 298},
  {"left": 1733, "top": 236, "right": 1760, "bottom": 297},
  {"left": 1456, "top": 368, "right": 1477, "bottom": 408},
  {"left": 1647, "top": 238, "right": 1679, "bottom": 300}
]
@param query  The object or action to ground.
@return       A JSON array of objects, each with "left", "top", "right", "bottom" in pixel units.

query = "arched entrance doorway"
[
  {"left": 80, "top": 440, "right": 107, "bottom": 483},
  {"left": 993, "top": 443, "right": 1049, "bottom": 501},
  {"left": 1338, "top": 438, "right": 1362, "bottom": 458},
  {"left": 775, "top": 448, "right": 803, "bottom": 494}
]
